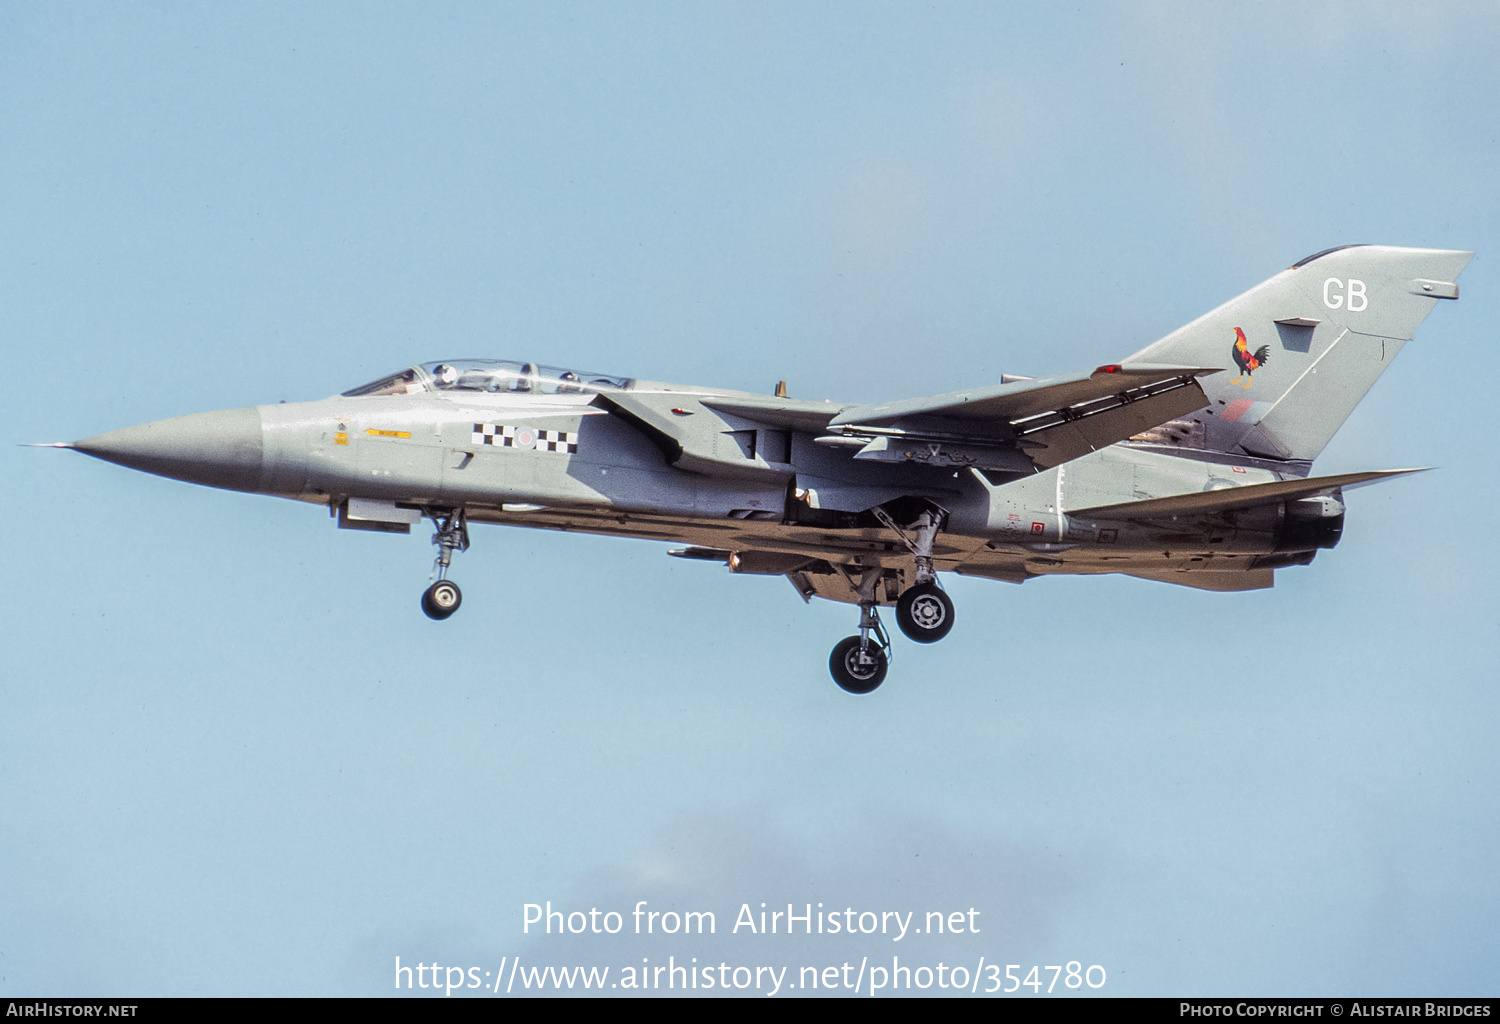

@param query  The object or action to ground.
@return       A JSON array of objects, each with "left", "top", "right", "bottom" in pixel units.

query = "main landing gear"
[
  {"left": 896, "top": 582, "right": 954, "bottom": 644},
  {"left": 873, "top": 505, "right": 956, "bottom": 644},
  {"left": 420, "top": 508, "right": 469, "bottom": 620},
  {"left": 829, "top": 506, "right": 957, "bottom": 693},
  {"left": 829, "top": 570, "right": 892, "bottom": 694}
]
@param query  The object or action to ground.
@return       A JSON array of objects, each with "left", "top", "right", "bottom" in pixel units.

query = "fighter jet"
[{"left": 52, "top": 245, "right": 1470, "bottom": 693}]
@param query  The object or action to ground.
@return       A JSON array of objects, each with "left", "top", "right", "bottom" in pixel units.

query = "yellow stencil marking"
[
  {"left": 334, "top": 432, "right": 348, "bottom": 445},
  {"left": 365, "top": 429, "right": 411, "bottom": 438}
]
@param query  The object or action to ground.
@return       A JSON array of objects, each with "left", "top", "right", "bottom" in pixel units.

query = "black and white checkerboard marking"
[{"left": 472, "top": 423, "right": 578, "bottom": 453}]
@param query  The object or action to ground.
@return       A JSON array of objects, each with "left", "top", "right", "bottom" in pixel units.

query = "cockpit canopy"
[{"left": 342, "top": 359, "right": 634, "bottom": 398}]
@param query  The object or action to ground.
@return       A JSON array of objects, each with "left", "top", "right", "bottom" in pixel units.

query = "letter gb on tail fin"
[{"left": 1127, "top": 245, "right": 1472, "bottom": 464}]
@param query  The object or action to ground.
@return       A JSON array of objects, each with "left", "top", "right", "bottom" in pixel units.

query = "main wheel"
[
  {"left": 421, "top": 580, "right": 462, "bottom": 620},
  {"left": 829, "top": 636, "right": 888, "bottom": 694},
  {"left": 895, "top": 582, "right": 954, "bottom": 643}
]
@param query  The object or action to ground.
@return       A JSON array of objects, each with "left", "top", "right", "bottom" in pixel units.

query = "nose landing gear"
[
  {"left": 421, "top": 509, "right": 469, "bottom": 621},
  {"left": 421, "top": 579, "right": 462, "bottom": 619}
]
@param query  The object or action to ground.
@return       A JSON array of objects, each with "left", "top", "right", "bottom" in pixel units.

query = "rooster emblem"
[{"left": 1229, "top": 326, "right": 1269, "bottom": 388}]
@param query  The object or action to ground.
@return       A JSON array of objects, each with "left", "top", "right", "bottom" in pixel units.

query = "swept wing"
[{"left": 826, "top": 362, "right": 1218, "bottom": 471}]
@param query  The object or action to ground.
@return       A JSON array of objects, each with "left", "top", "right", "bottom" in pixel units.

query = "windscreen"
[{"left": 343, "top": 360, "right": 633, "bottom": 397}]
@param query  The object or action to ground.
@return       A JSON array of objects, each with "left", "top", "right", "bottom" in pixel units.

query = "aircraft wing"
[
  {"left": 1066, "top": 468, "right": 1427, "bottom": 519},
  {"left": 698, "top": 395, "right": 841, "bottom": 432},
  {"left": 595, "top": 364, "right": 1217, "bottom": 481},
  {"left": 591, "top": 389, "right": 810, "bottom": 482},
  {"left": 827, "top": 362, "right": 1219, "bottom": 470}
]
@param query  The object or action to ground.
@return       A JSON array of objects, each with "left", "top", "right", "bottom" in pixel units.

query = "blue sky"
[{"left": 3, "top": 2, "right": 1497, "bottom": 997}]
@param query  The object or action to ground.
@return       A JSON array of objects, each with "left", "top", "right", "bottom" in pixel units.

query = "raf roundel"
[{"left": 472, "top": 423, "right": 579, "bottom": 453}]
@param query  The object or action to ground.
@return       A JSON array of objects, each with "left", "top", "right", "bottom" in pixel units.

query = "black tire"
[
  {"left": 895, "top": 582, "right": 954, "bottom": 643},
  {"left": 421, "top": 580, "right": 462, "bottom": 620},
  {"left": 829, "top": 635, "right": 888, "bottom": 694}
]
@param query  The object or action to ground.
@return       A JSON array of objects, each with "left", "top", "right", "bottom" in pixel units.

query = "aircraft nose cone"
[{"left": 73, "top": 407, "right": 265, "bottom": 492}]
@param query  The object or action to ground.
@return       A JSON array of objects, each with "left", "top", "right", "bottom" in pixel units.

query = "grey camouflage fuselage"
[{"left": 63, "top": 244, "right": 1471, "bottom": 691}]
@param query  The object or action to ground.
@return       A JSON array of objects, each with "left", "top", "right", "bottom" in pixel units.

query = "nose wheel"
[
  {"left": 421, "top": 580, "right": 462, "bottom": 620},
  {"left": 421, "top": 508, "right": 469, "bottom": 621}
]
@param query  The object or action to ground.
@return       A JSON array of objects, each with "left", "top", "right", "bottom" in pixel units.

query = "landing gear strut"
[
  {"left": 829, "top": 569, "right": 891, "bottom": 694},
  {"left": 421, "top": 508, "right": 469, "bottom": 620},
  {"left": 874, "top": 506, "right": 957, "bottom": 644}
]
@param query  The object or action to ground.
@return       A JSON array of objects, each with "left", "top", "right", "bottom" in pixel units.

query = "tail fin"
[{"left": 1128, "top": 245, "right": 1472, "bottom": 462}]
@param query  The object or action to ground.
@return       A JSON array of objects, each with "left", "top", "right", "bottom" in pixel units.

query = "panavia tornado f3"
[{"left": 55, "top": 245, "right": 1470, "bottom": 693}]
